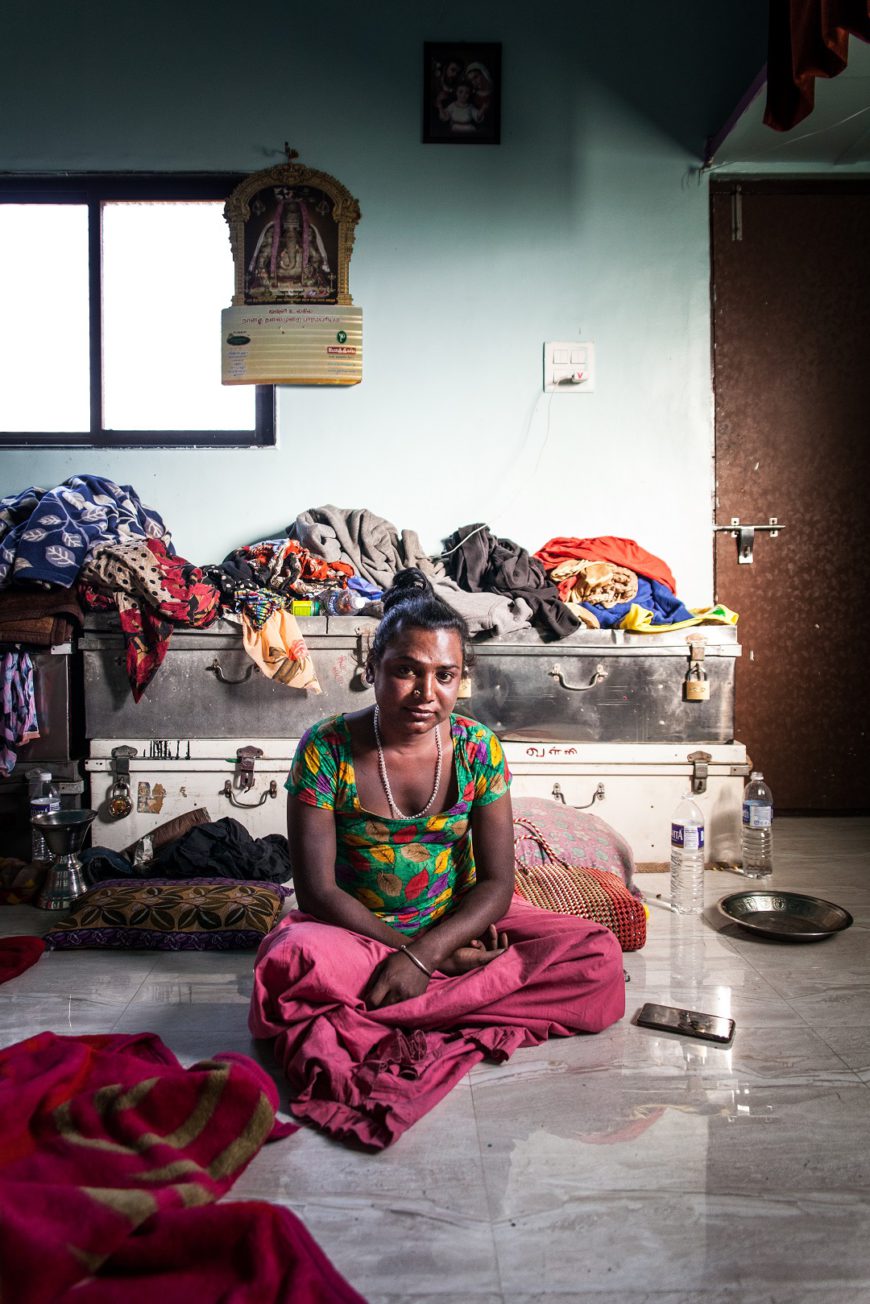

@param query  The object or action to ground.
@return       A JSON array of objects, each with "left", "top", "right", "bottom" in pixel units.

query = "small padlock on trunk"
[
  {"left": 684, "top": 662, "right": 710, "bottom": 701},
  {"left": 108, "top": 780, "right": 133, "bottom": 819}
]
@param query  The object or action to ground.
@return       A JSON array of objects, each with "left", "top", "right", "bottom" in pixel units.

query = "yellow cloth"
[
  {"left": 619, "top": 603, "right": 739, "bottom": 633},
  {"left": 241, "top": 609, "right": 322, "bottom": 691}
]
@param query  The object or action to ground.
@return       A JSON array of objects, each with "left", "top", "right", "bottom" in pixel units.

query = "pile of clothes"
[
  {"left": 0, "top": 477, "right": 737, "bottom": 772},
  {"left": 1, "top": 807, "right": 290, "bottom": 905},
  {"left": 0, "top": 476, "right": 217, "bottom": 770},
  {"left": 81, "top": 812, "right": 291, "bottom": 886},
  {"left": 532, "top": 535, "right": 736, "bottom": 632}
]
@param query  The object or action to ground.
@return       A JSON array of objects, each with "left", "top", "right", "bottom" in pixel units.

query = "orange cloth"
[
  {"left": 241, "top": 609, "right": 322, "bottom": 692},
  {"left": 534, "top": 536, "right": 677, "bottom": 594}
]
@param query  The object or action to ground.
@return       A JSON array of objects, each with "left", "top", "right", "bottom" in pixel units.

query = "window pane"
[
  {"left": 102, "top": 202, "right": 254, "bottom": 431},
  {"left": 0, "top": 205, "right": 90, "bottom": 432}
]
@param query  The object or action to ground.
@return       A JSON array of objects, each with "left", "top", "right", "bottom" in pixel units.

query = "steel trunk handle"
[
  {"left": 552, "top": 780, "right": 606, "bottom": 809},
  {"left": 548, "top": 662, "right": 606, "bottom": 692},
  {"left": 221, "top": 779, "right": 278, "bottom": 808},
  {"left": 208, "top": 658, "right": 257, "bottom": 684}
]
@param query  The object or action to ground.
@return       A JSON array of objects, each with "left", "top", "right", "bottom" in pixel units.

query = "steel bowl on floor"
[{"left": 717, "top": 889, "right": 853, "bottom": 941}]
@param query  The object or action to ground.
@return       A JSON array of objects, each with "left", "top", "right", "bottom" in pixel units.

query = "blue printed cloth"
[{"left": 0, "top": 476, "right": 172, "bottom": 590}]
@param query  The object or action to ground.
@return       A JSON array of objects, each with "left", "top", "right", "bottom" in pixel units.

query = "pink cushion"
[{"left": 512, "top": 797, "right": 636, "bottom": 890}]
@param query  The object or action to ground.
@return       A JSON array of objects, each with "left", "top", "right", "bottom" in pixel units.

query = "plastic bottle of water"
[
  {"left": 742, "top": 770, "right": 773, "bottom": 878},
  {"left": 325, "top": 588, "right": 367, "bottom": 615},
  {"left": 670, "top": 792, "right": 706, "bottom": 915},
  {"left": 29, "top": 770, "right": 61, "bottom": 862}
]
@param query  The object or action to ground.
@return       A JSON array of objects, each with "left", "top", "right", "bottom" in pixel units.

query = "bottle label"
[
  {"left": 671, "top": 822, "right": 704, "bottom": 850},
  {"left": 743, "top": 802, "right": 772, "bottom": 829}
]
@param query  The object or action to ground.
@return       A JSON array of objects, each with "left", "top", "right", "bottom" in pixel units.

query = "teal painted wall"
[{"left": 0, "top": 1, "right": 766, "bottom": 604}]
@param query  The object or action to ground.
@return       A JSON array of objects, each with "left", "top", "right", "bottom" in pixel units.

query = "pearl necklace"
[{"left": 372, "top": 705, "right": 443, "bottom": 821}]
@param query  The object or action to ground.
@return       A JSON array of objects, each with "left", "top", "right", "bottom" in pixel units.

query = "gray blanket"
[{"left": 287, "top": 505, "right": 532, "bottom": 636}]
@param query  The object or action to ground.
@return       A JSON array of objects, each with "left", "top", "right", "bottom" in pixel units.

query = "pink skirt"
[{"left": 249, "top": 898, "right": 625, "bottom": 1150}]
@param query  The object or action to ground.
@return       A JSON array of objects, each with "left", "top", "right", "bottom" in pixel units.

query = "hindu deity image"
[{"left": 244, "top": 186, "right": 338, "bottom": 303}]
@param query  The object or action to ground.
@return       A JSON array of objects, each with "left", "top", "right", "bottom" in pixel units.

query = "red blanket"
[{"left": 0, "top": 1031, "right": 366, "bottom": 1303}]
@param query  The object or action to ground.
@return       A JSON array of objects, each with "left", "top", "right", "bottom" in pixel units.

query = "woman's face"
[{"left": 370, "top": 626, "right": 464, "bottom": 736}]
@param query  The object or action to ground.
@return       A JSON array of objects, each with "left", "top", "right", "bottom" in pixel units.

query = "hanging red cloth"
[{"left": 765, "top": 0, "right": 870, "bottom": 131}]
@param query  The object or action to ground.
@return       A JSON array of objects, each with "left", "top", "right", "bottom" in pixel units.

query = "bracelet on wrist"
[{"left": 398, "top": 943, "right": 433, "bottom": 978}]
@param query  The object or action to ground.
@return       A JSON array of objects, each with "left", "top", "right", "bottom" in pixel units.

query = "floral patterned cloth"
[
  {"left": 79, "top": 537, "right": 221, "bottom": 701},
  {"left": 44, "top": 878, "right": 289, "bottom": 951},
  {"left": 241, "top": 608, "right": 322, "bottom": 693},
  {"left": 0, "top": 476, "right": 170, "bottom": 589},
  {"left": 287, "top": 713, "right": 511, "bottom": 935},
  {"left": 221, "top": 537, "right": 354, "bottom": 599}
]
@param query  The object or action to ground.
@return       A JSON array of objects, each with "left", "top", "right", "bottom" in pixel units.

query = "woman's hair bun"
[
  {"left": 382, "top": 567, "right": 435, "bottom": 613},
  {"left": 369, "top": 566, "right": 471, "bottom": 670}
]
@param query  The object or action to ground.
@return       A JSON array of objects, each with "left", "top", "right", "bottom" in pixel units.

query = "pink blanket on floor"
[
  {"left": 249, "top": 898, "right": 626, "bottom": 1150},
  {"left": 0, "top": 1030, "right": 366, "bottom": 1304},
  {"left": 0, "top": 934, "right": 44, "bottom": 982}
]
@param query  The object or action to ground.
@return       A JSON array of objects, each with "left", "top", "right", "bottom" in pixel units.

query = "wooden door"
[{"left": 711, "top": 181, "right": 870, "bottom": 811}]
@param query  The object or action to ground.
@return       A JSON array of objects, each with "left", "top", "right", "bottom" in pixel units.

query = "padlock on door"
[
  {"left": 108, "top": 780, "right": 133, "bottom": 819},
  {"left": 684, "top": 662, "right": 710, "bottom": 701}
]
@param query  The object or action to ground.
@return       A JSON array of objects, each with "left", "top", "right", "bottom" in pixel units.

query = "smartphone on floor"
[{"left": 636, "top": 1002, "right": 735, "bottom": 1045}]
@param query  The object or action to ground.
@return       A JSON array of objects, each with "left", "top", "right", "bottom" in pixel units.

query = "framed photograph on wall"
[{"left": 422, "top": 42, "right": 501, "bottom": 144}]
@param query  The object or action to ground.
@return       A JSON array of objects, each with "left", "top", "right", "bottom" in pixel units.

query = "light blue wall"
[{"left": 0, "top": 1, "right": 766, "bottom": 604}]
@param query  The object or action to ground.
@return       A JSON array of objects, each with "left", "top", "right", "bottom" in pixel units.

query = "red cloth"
[
  {"left": 249, "top": 899, "right": 626, "bottom": 1151},
  {"left": 0, "top": 935, "right": 45, "bottom": 982},
  {"left": 60, "top": 1204, "right": 366, "bottom": 1303},
  {"left": 765, "top": 0, "right": 870, "bottom": 132},
  {"left": 533, "top": 536, "right": 677, "bottom": 594},
  {"left": 0, "top": 1031, "right": 366, "bottom": 1304}
]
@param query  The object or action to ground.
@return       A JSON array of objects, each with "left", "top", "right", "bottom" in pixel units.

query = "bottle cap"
[{"left": 750, "top": 770, "right": 763, "bottom": 779}]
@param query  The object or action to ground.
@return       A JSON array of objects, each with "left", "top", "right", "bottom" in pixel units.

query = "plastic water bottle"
[
  {"left": 325, "top": 588, "right": 367, "bottom": 615},
  {"left": 29, "top": 770, "right": 61, "bottom": 862},
  {"left": 670, "top": 792, "right": 705, "bottom": 915},
  {"left": 742, "top": 771, "right": 773, "bottom": 878}
]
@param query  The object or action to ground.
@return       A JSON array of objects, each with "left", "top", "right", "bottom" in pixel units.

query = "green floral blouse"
[{"left": 286, "top": 713, "right": 511, "bottom": 935}]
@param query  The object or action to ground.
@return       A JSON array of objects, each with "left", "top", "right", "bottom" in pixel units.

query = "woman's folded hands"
[{"left": 363, "top": 924, "right": 510, "bottom": 1008}]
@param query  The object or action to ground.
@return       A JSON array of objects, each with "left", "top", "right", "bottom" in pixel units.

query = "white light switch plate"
[{"left": 544, "top": 341, "right": 595, "bottom": 392}]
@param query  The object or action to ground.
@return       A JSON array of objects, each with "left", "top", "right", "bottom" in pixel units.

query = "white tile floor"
[{"left": 3, "top": 816, "right": 869, "bottom": 1303}]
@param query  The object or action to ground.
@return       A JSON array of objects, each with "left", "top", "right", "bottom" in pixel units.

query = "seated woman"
[{"left": 249, "top": 569, "right": 625, "bottom": 1149}]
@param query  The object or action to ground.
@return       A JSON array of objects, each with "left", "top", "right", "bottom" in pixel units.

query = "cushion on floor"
[
  {"left": 43, "top": 877, "right": 288, "bottom": 951},
  {"left": 512, "top": 802, "right": 646, "bottom": 951},
  {"left": 512, "top": 796, "right": 636, "bottom": 888}
]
